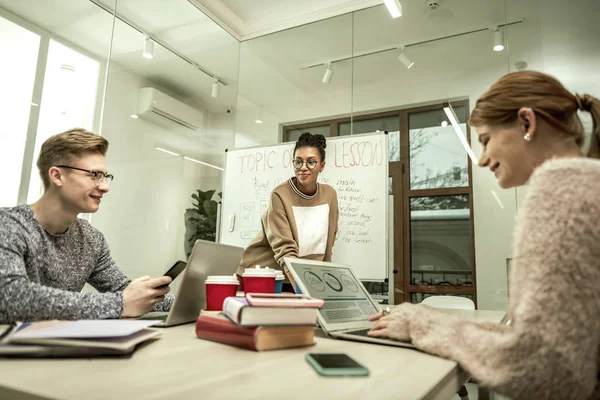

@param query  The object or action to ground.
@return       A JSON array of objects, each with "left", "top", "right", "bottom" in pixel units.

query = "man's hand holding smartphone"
[{"left": 121, "top": 275, "right": 172, "bottom": 317}]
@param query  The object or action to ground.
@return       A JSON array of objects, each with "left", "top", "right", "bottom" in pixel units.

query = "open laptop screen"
[{"left": 288, "top": 261, "right": 379, "bottom": 325}]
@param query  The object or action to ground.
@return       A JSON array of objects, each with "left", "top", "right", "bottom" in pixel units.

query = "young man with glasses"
[
  {"left": 236, "top": 132, "right": 339, "bottom": 292},
  {"left": 0, "top": 128, "right": 172, "bottom": 323}
]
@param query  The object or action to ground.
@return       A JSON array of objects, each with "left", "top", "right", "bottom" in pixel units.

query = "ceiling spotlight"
[
  {"left": 322, "top": 63, "right": 334, "bottom": 84},
  {"left": 130, "top": 114, "right": 138, "bottom": 119},
  {"left": 255, "top": 107, "right": 263, "bottom": 124},
  {"left": 492, "top": 27, "right": 504, "bottom": 52},
  {"left": 384, "top": 0, "right": 402, "bottom": 18},
  {"left": 397, "top": 47, "right": 414, "bottom": 69},
  {"left": 143, "top": 36, "right": 154, "bottom": 59},
  {"left": 441, "top": 120, "right": 448, "bottom": 127},
  {"left": 211, "top": 79, "right": 220, "bottom": 98}
]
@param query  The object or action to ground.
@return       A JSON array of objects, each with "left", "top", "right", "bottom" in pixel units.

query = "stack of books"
[{"left": 195, "top": 294, "right": 323, "bottom": 351}]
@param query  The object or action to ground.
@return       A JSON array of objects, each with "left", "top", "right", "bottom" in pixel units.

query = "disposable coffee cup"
[
  {"left": 205, "top": 274, "right": 239, "bottom": 311},
  {"left": 274, "top": 270, "right": 285, "bottom": 293},
  {"left": 242, "top": 265, "right": 276, "bottom": 294}
]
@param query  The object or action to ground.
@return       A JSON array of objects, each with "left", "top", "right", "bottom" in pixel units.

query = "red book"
[{"left": 195, "top": 315, "right": 315, "bottom": 351}]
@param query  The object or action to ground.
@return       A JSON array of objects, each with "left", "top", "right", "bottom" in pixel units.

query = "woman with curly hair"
[{"left": 236, "top": 133, "right": 339, "bottom": 292}]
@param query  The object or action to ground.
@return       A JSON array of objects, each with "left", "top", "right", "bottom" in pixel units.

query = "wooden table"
[{"left": 0, "top": 310, "right": 506, "bottom": 400}]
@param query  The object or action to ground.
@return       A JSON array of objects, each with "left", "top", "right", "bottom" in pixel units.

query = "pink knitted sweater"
[{"left": 389, "top": 157, "right": 600, "bottom": 400}]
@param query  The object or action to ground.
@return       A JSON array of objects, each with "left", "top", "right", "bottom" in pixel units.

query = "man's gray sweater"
[{"left": 0, "top": 205, "right": 172, "bottom": 323}]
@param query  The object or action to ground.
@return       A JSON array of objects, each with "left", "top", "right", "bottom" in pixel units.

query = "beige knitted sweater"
[
  {"left": 237, "top": 178, "right": 338, "bottom": 275},
  {"left": 387, "top": 157, "right": 600, "bottom": 400}
]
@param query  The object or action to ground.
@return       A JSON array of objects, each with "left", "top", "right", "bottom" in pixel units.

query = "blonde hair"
[
  {"left": 36, "top": 128, "right": 109, "bottom": 190},
  {"left": 469, "top": 70, "right": 600, "bottom": 158}
]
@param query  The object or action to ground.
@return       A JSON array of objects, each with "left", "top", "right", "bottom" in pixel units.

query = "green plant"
[{"left": 185, "top": 189, "right": 221, "bottom": 257}]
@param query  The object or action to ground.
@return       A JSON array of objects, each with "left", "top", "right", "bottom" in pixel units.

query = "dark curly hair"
[{"left": 293, "top": 132, "right": 327, "bottom": 161}]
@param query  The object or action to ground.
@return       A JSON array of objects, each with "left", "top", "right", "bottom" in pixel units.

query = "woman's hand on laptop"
[
  {"left": 367, "top": 303, "right": 423, "bottom": 342},
  {"left": 121, "top": 275, "right": 172, "bottom": 317}
]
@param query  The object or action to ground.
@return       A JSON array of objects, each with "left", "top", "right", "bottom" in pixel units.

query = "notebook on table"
[{"left": 0, "top": 320, "right": 162, "bottom": 358}]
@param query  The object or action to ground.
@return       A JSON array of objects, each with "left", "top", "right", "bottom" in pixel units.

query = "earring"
[{"left": 524, "top": 133, "right": 532, "bottom": 142}]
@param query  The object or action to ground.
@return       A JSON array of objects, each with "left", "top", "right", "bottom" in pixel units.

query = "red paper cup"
[
  {"left": 205, "top": 275, "right": 239, "bottom": 311},
  {"left": 242, "top": 267, "right": 276, "bottom": 294}
]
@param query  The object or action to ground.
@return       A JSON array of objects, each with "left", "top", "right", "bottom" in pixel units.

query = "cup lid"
[
  {"left": 206, "top": 274, "right": 239, "bottom": 284},
  {"left": 242, "top": 265, "right": 277, "bottom": 277}
]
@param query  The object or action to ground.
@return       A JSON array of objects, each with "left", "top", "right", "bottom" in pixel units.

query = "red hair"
[{"left": 469, "top": 71, "right": 599, "bottom": 158}]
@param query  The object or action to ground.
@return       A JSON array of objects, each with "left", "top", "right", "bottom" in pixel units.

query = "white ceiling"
[
  {"left": 1, "top": 0, "right": 598, "bottom": 127},
  {"left": 190, "top": 0, "right": 382, "bottom": 41}
]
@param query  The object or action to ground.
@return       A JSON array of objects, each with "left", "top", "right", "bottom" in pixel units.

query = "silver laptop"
[
  {"left": 284, "top": 258, "right": 414, "bottom": 348},
  {"left": 140, "top": 240, "right": 244, "bottom": 327}
]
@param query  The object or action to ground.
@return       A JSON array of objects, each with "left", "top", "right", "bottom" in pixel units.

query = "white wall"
[{"left": 92, "top": 65, "right": 233, "bottom": 292}]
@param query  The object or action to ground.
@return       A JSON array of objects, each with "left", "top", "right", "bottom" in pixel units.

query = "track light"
[
  {"left": 493, "top": 27, "right": 504, "bottom": 52},
  {"left": 384, "top": 0, "right": 402, "bottom": 18},
  {"left": 397, "top": 47, "right": 414, "bottom": 69},
  {"left": 184, "top": 156, "right": 224, "bottom": 171},
  {"left": 155, "top": 147, "right": 180, "bottom": 156},
  {"left": 255, "top": 107, "right": 263, "bottom": 124},
  {"left": 490, "top": 190, "right": 505, "bottom": 210},
  {"left": 322, "top": 63, "right": 334, "bottom": 84},
  {"left": 211, "top": 79, "right": 220, "bottom": 98},
  {"left": 443, "top": 104, "right": 479, "bottom": 165},
  {"left": 153, "top": 147, "right": 224, "bottom": 171},
  {"left": 143, "top": 36, "right": 154, "bottom": 59}
]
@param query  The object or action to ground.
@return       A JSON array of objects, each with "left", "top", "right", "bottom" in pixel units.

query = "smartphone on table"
[
  {"left": 158, "top": 260, "right": 187, "bottom": 288},
  {"left": 305, "top": 353, "right": 369, "bottom": 376}
]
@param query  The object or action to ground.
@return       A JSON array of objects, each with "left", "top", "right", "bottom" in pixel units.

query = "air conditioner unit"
[{"left": 137, "top": 87, "right": 205, "bottom": 132}]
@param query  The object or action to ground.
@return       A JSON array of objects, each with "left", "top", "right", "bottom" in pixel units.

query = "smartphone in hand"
[
  {"left": 158, "top": 260, "right": 187, "bottom": 288},
  {"left": 305, "top": 353, "right": 369, "bottom": 376}
]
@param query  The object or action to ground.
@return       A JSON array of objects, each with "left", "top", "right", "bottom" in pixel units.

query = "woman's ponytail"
[{"left": 575, "top": 94, "right": 600, "bottom": 159}]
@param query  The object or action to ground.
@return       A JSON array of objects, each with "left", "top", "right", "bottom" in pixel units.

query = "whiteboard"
[{"left": 220, "top": 132, "right": 388, "bottom": 280}]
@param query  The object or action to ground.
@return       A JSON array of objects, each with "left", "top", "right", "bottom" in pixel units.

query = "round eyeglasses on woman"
[
  {"left": 56, "top": 165, "right": 114, "bottom": 186},
  {"left": 293, "top": 159, "right": 319, "bottom": 170}
]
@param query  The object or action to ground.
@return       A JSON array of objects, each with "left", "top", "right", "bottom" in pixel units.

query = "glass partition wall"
[
  {"left": 0, "top": 0, "right": 240, "bottom": 296},
  {"left": 92, "top": 0, "right": 239, "bottom": 293},
  {"left": 3, "top": 0, "right": 598, "bottom": 307},
  {"left": 238, "top": 1, "right": 513, "bottom": 305}
]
